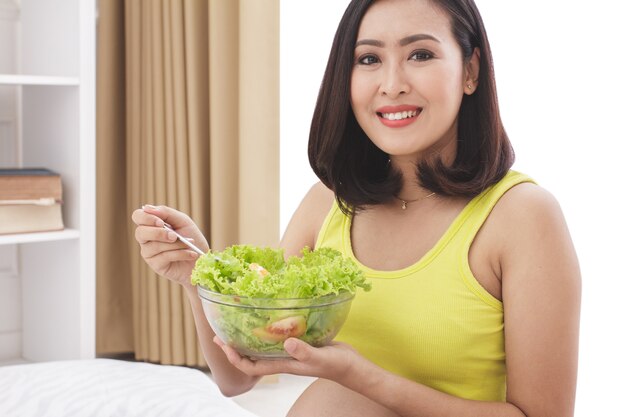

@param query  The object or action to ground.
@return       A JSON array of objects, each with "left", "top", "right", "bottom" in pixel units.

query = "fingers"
[
  {"left": 213, "top": 336, "right": 266, "bottom": 376},
  {"left": 213, "top": 336, "right": 311, "bottom": 377},
  {"left": 131, "top": 205, "right": 205, "bottom": 286},
  {"left": 149, "top": 248, "right": 199, "bottom": 274},
  {"left": 141, "top": 204, "right": 190, "bottom": 229},
  {"left": 215, "top": 338, "right": 246, "bottom": 366},
  {"left": 283, "top": 338, "right": 314, "bottom": 362},
  {"left": 135, "top": 224, "right": 176, "bottom": 245},
  {"left": 140, "top": 240, "right": 192, "bottom": 259},
  {"left": 132, "top": 207, "right": 164, "bottom": 227}
]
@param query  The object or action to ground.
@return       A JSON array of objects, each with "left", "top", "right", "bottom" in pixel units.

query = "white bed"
[{"left": 0, "top": 358, "right": 259, "bottom": 417}]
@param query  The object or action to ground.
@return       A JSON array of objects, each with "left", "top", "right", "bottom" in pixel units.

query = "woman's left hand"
[{"left": 213, "top": 336, "right": 361, "bottom": 383}]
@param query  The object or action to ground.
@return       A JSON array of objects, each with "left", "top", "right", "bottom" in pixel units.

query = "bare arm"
[
  {"left": 132, "top": 205, "right": 260, "bottom": 396},
  {"left": 131, "top": 183, "right": 334, "bottom": 396},
  {"left": 500, "top": 184, "right": 581, "bottom": 416}
]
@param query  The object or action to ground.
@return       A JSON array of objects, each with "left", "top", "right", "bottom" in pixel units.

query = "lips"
[{"left": 376, "top": 105, "right": 422, "bottom": 128}]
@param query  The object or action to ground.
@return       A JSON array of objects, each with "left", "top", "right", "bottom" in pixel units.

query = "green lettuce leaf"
[{"left": 190, "top": 245, "right": 370, "bottom": 298}]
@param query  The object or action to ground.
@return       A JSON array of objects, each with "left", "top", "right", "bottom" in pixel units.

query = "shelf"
[
  {"left": 0, "top": 229, "right": 80, "bottom": 245},
  {"left": 0, "top": 74, "right": 79, "bottom": 86}
]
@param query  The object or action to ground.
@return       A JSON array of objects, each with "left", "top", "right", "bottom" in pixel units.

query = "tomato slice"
[{"left": 252, "top": 315, "right": 307, "bottom": 343}]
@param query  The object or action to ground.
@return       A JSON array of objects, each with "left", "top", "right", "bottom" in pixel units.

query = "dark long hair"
[{"left": 308, "top": 0, "right": 514, "bottom": 215}]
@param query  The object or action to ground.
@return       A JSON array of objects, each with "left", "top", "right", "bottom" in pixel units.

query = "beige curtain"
[{"left": 96, "top": 0, "right": 279, "bottom": 367}]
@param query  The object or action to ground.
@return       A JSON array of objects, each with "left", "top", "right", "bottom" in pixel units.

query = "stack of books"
[{"left": 0, "top": 168, "right": 64, "bottom": 235}]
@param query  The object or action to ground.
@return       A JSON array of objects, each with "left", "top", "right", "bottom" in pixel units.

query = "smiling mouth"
[{"left": 376, "top": 109, "right": 421, "bottom": 121}]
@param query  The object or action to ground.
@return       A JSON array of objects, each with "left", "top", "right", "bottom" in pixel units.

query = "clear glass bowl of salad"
[
  {"left": 197, "top": 286, "right": 355, "bottom": 359},
  {"left": 190, "top": 245, "right": 370, "bottom": 359}
]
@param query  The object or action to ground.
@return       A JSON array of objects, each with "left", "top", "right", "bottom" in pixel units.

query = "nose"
[{"left": 379, "top": 64, "right": 410, "bottom": 98}]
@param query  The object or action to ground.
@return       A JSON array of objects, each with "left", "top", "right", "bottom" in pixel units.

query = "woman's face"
[{"left": 350, "top": 0, "right": 477, "bottom": 162}]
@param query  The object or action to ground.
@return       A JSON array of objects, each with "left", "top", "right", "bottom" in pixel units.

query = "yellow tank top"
[{"left": 315, "top": 170, "right": 535, "bottom": 401}]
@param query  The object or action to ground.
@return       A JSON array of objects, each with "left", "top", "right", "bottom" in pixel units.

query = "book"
[
  {"left": 0, "top": 168, "right": 63, "bottom": 201},
  {"left": 0, "top": 203, "right": 64, "bottom": 235},
  {"left": 0, "top": 168, "right": 64, "bottom": 235}
]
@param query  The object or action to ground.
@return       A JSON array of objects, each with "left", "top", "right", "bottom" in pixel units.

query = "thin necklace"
[{"left": 396, "top": 192, "right": 436, "bottom": 210}]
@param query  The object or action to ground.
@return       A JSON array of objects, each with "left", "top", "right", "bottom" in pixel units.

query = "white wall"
[
  {"left": 280, "top": 1, "right": 625, "bottom": 415},
  {"left": 279, "top": 1, "right": 348, "bottom": 233}
]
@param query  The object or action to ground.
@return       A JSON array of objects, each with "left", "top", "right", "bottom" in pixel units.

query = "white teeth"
[{"left": 381, "top": 110, "right": 418, "bottom": 120}]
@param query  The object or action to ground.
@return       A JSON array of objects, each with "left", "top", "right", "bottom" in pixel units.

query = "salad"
[{"left": 191, "top": 245, "right": 370, "bottom": 357}]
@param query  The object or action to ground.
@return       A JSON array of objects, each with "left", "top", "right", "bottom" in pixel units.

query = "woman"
[{"left": 132, "top": 0, "right": 581, "bottom": 415}]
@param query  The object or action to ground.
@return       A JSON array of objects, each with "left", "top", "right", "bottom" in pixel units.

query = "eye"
[
  {"left": 409, "top": 50, "right": 434, "bottom": 61},
  {"left": 356, "top": 54, "right": 380, "bottom": 65}
]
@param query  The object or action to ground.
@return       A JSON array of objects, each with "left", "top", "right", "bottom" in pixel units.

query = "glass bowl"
[{"left": 197, "top": 285, "right": 354, "bottom": 359}]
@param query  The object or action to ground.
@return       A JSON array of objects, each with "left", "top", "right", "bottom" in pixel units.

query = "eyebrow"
[{"left": 355, "top": 33, "right": 441, "bottom": 48}]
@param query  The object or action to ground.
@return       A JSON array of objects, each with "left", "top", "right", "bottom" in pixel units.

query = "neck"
[
  {"left": 389, "top": 126, "right": 457, "bottom": 194},
  {"left": 389, "top": 157, "right": 432, "bottom": 201},
  {"left": 388, "top": 134, "right": 457, "bottom": 201}
]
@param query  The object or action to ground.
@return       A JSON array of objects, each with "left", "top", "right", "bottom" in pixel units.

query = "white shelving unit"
[
  {"left": 0, "top": 229, "right": 80, "bottom": 246},
  {"left": 0, "top": 0, "right": 95, "bottom": 363},
  {"left": 0, "top": 74, "right": 80, "bottom": 86}
]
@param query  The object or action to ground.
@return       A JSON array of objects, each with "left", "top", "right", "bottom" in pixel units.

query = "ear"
[{"left": 464, "top": 47, "right": 481, "bottom": 95}]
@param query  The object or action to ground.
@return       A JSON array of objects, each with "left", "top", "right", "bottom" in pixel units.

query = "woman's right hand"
[
  {"left": 131, "top": 205, "right": 209, "bottom": 289},
  {"left": 132, "top": 204, "right": 262, "bottom": 395}
]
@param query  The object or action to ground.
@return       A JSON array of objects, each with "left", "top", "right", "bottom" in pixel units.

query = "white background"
[{"left": 281, "top": 1, "right": 626, "bottom": 415}]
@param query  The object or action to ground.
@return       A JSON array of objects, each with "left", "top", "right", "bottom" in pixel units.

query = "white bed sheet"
[{"left": 0, "top": 358, "right": 259, "bottom": 417}]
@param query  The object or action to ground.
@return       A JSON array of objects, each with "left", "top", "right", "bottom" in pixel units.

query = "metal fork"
[{"left": 163, "top": 223, "right": 206, "bottom": 256}]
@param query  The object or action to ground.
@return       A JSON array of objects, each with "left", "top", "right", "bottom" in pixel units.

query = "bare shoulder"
[
  {"left": 298, "top": 181, "right": 336, "bottom": 227},
  {"left": 279, "top": 182, "right": 335, "bottom": 258},
  {"left": 498, "top": 181, "right": 562, "bottom": 214},
  {"left": 489, "top": 180, "right": 580, "bottom": 297},
  {"left": 475, "top": 180, "right": 580, "bottom": 289},
  {"left": 489, "top": 182, "right": 569, "bottom": 248},
  {"left": 306, "top": 181, "right": 336, "bottom": 211}
]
